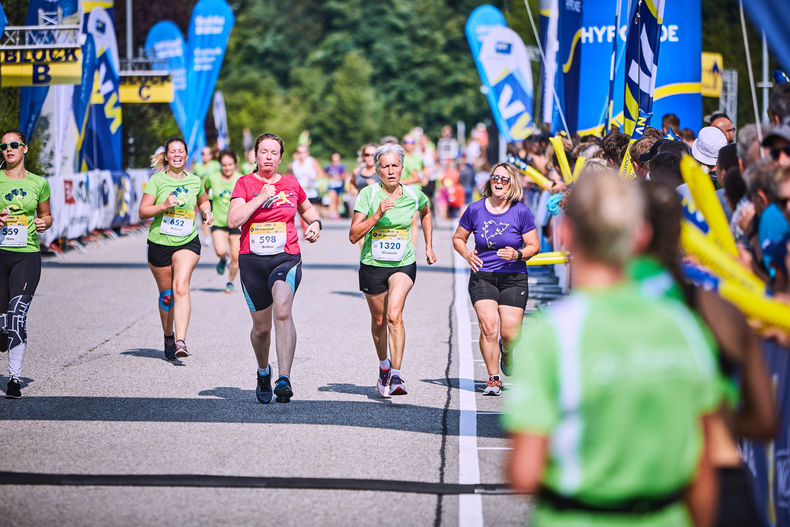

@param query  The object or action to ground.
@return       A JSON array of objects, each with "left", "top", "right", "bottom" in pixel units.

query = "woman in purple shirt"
[{"left": 452, "top": 163, "right": 539, "bottom": 395}]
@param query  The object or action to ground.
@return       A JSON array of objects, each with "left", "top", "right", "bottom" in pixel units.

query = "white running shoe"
[
  {"left": 377, "top": 365, "right": 391, "bottom": 398},
  {"left": 482, "top": 378, "right": 502, "bottom": 396}
]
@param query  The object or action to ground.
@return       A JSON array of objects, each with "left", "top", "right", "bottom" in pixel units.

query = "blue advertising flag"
[
  {"left": 538, "top": 0, "right": 559, "bottom": 126},
  {"left": 19, "top": 0, "right": 79, "bottom": 139},
  {"left": 0, "top": 4, "right": 7, "bottom": 35},
  {"left": 556, "top": 0, "right": 583, "bottom": 134},
  {"left": 72, "top": 33, "right": 97, "bottom": 165},
  {"left": 465, "top": 5, "right": 534, "bottom": 143},
  {"left": 743, "top": 1, "right": 790, "bottom": 75},
  {"left": 145, "top": 21, "right": 189, "bottom": 138},
  {"left": 774, "top": 69, "right": 790, "bottom": 85},
  {"left": 79, "top": 6, "right": 122, "bottom": 171},
  {"left": 184, "top": 0, "right": 235, "bottom": 159},
  {"left": 623, "top": 0, "right": 665, "bottom": 136},
  {"left": 212, "top": 91, "right": 229, "bottom": 149}
]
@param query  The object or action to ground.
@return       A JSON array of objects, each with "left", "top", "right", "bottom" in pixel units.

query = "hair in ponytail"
[{"left": 150, "top": 137, "right": 188, "bottom": 171}]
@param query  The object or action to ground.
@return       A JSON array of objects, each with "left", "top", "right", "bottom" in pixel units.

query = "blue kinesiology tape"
[{"left": 159, "top": 289, "right": 174, "bottom": 311}]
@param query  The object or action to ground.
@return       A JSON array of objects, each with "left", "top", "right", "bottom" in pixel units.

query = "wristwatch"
[
  {"left": 516, "top": 249, "right": 523, "bottom": 261},
  {"left": 311, "top": 219, "right": 323, "bottom": 230}
]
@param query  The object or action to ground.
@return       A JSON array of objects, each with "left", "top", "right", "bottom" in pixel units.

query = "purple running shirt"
[{"left": 458, "top": 199, "right": 536, "bottom": 273}]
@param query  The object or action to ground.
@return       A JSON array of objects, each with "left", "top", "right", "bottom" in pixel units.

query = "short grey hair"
[
  {"left": 374, "top": 143, "right": 405, "bottom": 171},
  {"left": 736, "top": 123, "right": 771, "bottom": 164}
]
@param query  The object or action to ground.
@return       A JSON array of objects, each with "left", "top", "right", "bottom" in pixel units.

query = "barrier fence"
[
  {"left": 743, "top": 339, "right": 790, "bottom": 527},
  {"left": 40, "top": 169, "right": 150, "bottom": 248}
]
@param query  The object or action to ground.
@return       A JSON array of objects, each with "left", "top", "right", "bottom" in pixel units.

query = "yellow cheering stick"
[
  {"left": 571, "top": 156, "right": 586, "bottom": 183},
  {"left": 680, "top": 221, "right": 765, "bottom": 295},
  {"left": 549, "top": 136, "right": 573, "bottom": 184},
  {"left": 507, "top": 156, "right": 553, "bottom": 191},
  {"left": 680, "top": 155, "right": 738, "bottom": 256},
  {"left": 718, "top": 279, "right": 790, "bottom": 333},
  {"left": 525, "top": 251, "right": 569, "bottom": 266}
]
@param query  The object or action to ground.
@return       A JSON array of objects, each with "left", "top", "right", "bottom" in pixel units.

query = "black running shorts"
[
  {"left": 147, "top": 237, "right": 201, "bottom": 268},
  {"left": 211, "top": 225, "right": 242, "bottom": 235},
  {"left": 468, "top": 271, "right": 529, "bottom": 310},
  {"left": 358, "top": 262, "right": 416, "bottom": 295},
  {"left": 239, "top": 252, "right": 302, "bottom": 311}
]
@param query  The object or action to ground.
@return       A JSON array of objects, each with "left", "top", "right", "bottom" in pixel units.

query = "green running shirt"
[
  {"left": 354, "top": 183, "right": 428, "bottom": 268},
  {"left": 144, "top": 171, "right": 205, "bottom": 246},
  {"left": 503, "top": 282, "right": 720, "bottom": 527},
  {"left": 0, "top": 170, "right": 51, "bottom": 253},
  {"left": 204, "top": 172, "right": 241, "bottom": 228}
]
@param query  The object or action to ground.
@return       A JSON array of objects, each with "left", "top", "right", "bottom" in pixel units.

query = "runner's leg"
[
  {"left": 498, "top": 305, "right": 525, "bottom": 350},
  {"left": 270, "top": 280, "right": 296, "bottom": 377},
  {"left": 364, "top": 291, "right": 388, "bottom": 361},
  {"left": 171, "top": 249, "right": 200, "bottom": 341},
  {"left": 228, "top": 234, "right": 241, "bottom": 282},
  {"left": 149, "top": 263, "right": 175, "bottom": 336},
  {"left": 474, "top": 299, "right": 501, "bottom": 376},
  {"left": 212, "top": 229, "right": 229, "bottom": 261},
  {"left": 249, "top": 306, "right": 273, "bottom": 369},
  {"left": 385, "top": 272, "right": 414, "bottom": 370}
]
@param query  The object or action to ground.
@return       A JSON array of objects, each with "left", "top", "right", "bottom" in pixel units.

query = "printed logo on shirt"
[
  {"left": 217, "top": 189, "right": 233, "bottom": 204},
  {"left": 482, "top": 220, "right": 510, "bottom": 248},
  {"left": 263, "top": 191, "right": 296, "bottom": 209},
  {"left": 3, "top": 188, "right": 27, "bottom": 211},
  {"left": 172, "top": 185, "right": 189, "bottom": 206}
]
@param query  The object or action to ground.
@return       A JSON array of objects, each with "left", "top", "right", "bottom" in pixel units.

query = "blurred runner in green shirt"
[{"left": 504, "top": 172, "right": 719, "bottom": 527}]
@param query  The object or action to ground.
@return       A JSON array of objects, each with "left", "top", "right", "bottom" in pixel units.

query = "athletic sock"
[
  {"left": 379, "top": 359, "right": 390, "bottom": 370},
  {"left": 391, "top": 368, "right": 401, "bottom": 378},
  {"left": 8, "top": 342, "right": 24, "bottom": 379},
  {"left": 490, "top": 375, "right": 500, "bottom": 381},
  {"left": 258, "top": 365, "right": 270, "bottom": 376}
]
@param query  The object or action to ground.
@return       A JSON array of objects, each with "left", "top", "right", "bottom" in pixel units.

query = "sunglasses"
[
  {"left": 363, "top": 152, "right": 374, "bottom": 157},
  {"left": 777, "top": 196, "right": 790, "bottom": 209},
  {"left": 0, "top": 142, "right": 26, "bottom": 151},
  {"left": 770, "top": 145, "right": 790, "bottom": 161},
  {"left": 490, "top": 175, "right": 511, "bottom": 183}
]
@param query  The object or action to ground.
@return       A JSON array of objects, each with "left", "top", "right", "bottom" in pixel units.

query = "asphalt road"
[{"left": 0, "top": 218, "right": 532, "bottom": 526}]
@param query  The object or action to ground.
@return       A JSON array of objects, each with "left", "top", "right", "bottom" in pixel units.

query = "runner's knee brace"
[{"left": 159, "top": 289, "right": 174, "bottom": 312}]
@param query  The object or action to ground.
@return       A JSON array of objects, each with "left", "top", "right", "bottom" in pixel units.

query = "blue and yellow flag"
[
  {"left": 663, "top": 128, "right": 681, "bottom": 141},
  {"left": 623, "top": 0, "right": 665, "bottom": 136},
  {"left": 774, "top": 69, "right": 789, "bottom": 84},
  {"left": 556, "top": 0, "right": 583, "bottom": 134}
]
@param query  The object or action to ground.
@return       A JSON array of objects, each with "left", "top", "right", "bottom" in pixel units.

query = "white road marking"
[
  {"left": 477, "top": 446, "right": 513, "bottom": 451},
  {"left": 455, "top": 249, "right": 484, "bottom": 526}
]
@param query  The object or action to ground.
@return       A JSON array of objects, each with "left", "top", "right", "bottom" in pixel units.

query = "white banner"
[{"left": 40, "top": 169, "right": 151, "bottom": 247}]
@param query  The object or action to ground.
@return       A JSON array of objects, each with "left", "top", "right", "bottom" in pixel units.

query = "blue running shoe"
[
  {"left": 216, "top": 258, "right": 227, "bottom": 275},
  {"left": 389, "top": 375, "right": 407, "bottom": 396},
  {"left": 256, "top": 365, "right": 273, "bottom": 404},
  {"left": 274, "top": 375, "right": 293, "bottom": 403},
  {"left": 164, "top": 335, "right": 176, "bottom": 361}
]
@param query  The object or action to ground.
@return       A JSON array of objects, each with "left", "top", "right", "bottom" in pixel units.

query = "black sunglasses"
[
  {"left": 770, "top": 145, "right": 790, "bottom": 160},
  {"left": 0, "top": 141, "right": 25, "bottom": 151},
  {"left": 776, "top": 196, "right": 790, "bottom": 209}
]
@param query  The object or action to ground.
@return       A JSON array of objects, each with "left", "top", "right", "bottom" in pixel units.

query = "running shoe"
[
  {"left": 256, "top": 365, "right": 273, "bottom": 404},
  {"left": 216, "top": 258, "right": 227, "bottom": 275},
  {"left": 499, "top": 340, "right": 513, "bottom": 377},
  {"left": 164, "top": 335, "right": 176, "bottom": 361},
  {"left": 175, "top": 340, "right": 190, "bottom": 358},
  {"left": 5, "top": 377, "right": 21, "bottom": 399},
  {"left": 483, "top": 377, "right": 502, "bottom": 396},
  {"left": 377, "top": 362, "right": 391, "bottom": 398},
  {"left": 225, "top": 282, "right": 234, "bottom": 294},
  {"left": 389, "top": 375, "right": 407, "bottom": 396},
  {"left": 274, "top": 375, "right": 293, "bottom": 403}
]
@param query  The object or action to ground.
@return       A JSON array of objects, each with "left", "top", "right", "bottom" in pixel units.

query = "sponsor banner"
[
  {"left": 0, "top": 4, "right": 6, "bottom": 35},
  {"left": 119, "top": 73, "right": 174, "bottom": 103},
  {"left": 145, "top": 20, "right": 189, "bottom": 136},
  {"left": 465, "top": 5, "right": 534, "bottom": 143},
  {"left": 574, "top": 0, "right": 701, "bottom": 135},
  {"left": 184, "top": 0, "right": 235, "bottom": 158},
  {"left": 0, "top": 47, "right": 82, "bottom": 87},
  {"left": 19, "top": 0, "right": 79, "bottom": 139},
  {"left": 39, "top": 169, "right": 150, "bottom": 246},
  {"left": 743, "top": 1, "right": 790, "bottom": 75}
]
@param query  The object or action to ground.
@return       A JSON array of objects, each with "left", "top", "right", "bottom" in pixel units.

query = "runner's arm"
[
  {"left": 298, "top": 200, "right": 321, "bottom": 243},
  {"left": 227, "top": 192, "right": 268, "bottom": 229},
  {"left": 507, "top": 432, "right": 548, "bottom": 493},
  {"left": 139, "top": 193, "right": 177, "bottom": 220},
  {"left": 420, "top": 204, "right": 436, "bottom": 264},
  {"left": 683, "top": 414, "right": 717, "bottom": 527},
  {"left": 452, "top": 225, "right": 482, "bottom": 271},
  {"left": 349, "top": 207, "right": 388, "bottom": 244},
  {"left": 519, "top": 229, "right": 540, "bottom": 261},
  {"left": 34, "top": 199, "right": 52, "bottom": 232},
  {"left": 197, "top": 192, "right": 214, "bottom": 226}
]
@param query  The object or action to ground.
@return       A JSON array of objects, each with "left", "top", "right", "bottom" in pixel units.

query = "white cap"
[{"left": 691, "top": 126, "right": 727, "bottom": 166}]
